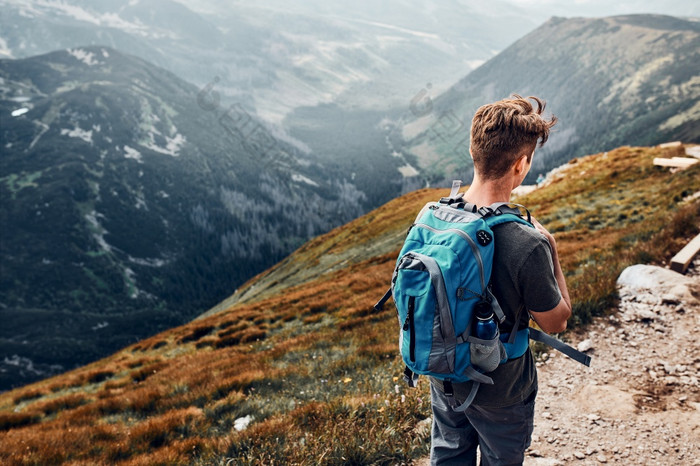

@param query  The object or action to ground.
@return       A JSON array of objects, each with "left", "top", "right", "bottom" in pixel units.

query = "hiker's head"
[{"left": 470, "top": 95, "right": 557, "bottom": 181}]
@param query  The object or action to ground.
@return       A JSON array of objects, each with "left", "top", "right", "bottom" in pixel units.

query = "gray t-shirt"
[{"left": 430, "top": 221, "right": 562, "bottom": 408}]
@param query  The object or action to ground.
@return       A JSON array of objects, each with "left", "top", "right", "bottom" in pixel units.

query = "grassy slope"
[{"left": 1, "top": 144, "right": 699, "bottom": 465}]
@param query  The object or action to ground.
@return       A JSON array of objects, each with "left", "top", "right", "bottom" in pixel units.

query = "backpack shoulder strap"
[
  {"left": 529, "top": 328, "right": 592, "bottom": 367},
  {"left": 481, "top": 202, "right": 532, "bottom": 226}
]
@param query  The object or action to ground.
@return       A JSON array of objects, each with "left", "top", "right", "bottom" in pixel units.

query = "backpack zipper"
[{"left": 407, "top": 296, "right": 416, "bottom": 362}]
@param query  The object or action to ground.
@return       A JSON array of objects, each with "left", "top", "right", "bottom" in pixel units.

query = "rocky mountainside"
[
  {"left": 0, "top": 46, "right": 371, "bottom": 390},
  {"left": 395, "top": 14, "right": 700, "bottom": 184}
]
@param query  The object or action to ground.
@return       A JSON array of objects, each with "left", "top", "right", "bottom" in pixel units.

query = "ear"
[{"left": 513, "top": 154, "right": 528, "bottom": 175}]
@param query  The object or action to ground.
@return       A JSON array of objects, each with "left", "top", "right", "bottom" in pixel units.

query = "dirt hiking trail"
[{"left": 418, "top": 259, "right": 700, "bottom": 465}]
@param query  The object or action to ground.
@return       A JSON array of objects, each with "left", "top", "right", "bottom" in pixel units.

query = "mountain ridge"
[
  {"left": 0, "top": 45, "right": 374, "bottom": 390},
  {"left": 395, "top": 14, "right": 700, "bottom": 185},
  {"left": 0, "top": 0, "right": 541, "bottom": 122}
]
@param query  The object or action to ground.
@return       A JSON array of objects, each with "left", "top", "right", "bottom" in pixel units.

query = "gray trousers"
[{"left": 430, "top": 383, "right": 536, "bottom": 465}]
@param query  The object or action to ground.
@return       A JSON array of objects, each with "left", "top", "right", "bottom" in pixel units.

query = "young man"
[{"left": 430, "top": 95, "right": 571, "bottom": 465}]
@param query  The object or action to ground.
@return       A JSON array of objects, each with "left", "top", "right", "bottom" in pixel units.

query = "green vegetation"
[{"left": 0, "top": 170, "right": 43, "bottom": 198}]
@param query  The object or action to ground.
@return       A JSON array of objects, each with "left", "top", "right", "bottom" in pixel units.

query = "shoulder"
[
  {"left": 492, "top": 220, "right": 554, "bottom": 277},
  {"left": 493, "top": 220, "right": 550, "bottom": 251}
]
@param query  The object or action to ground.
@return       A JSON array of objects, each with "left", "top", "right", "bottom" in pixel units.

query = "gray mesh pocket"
[{"left": 470, "top": 335, "right": 506, "bottom": 373}]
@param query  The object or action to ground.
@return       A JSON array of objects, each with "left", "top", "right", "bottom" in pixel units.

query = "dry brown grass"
[{"left": 1, "top": 144, "right": 698, "bottom": 464}]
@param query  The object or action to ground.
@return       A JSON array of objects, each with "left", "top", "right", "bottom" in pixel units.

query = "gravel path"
[
  {"left": 416, "top": 258, "right": 700, "bottom": 465},
  {"left": 526, "top": 259, "right": 700, "bottom": 465}
]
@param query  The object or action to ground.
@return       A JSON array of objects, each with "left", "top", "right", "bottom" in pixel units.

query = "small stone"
[
  {"left": 578, "top": 339, "right": 593, "bottom": 352},
  {"left": 528, "top": 449, "right": 542, "bottom": 457},
  {"left": 587, "top": 414, "right": 601, "bottom": 422},
  {"left": 636, "top": 309, "right": 657, "bottom": 321},
  {"left": 542, "top": 412, "right": 552, "bottom": 419},
  {"left": 597, "top": 454, "right": 608, "bottom": 463},
  {"left": 574, "top": 451, "right": 585, "bottom": 460},
  {"left": 661, "top": 294, "right": 680, "bottom": 305}
]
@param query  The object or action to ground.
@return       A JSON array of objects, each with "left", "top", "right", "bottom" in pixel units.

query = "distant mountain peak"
[{"left": 396, "top": 13, "right": 700, "bottom": 185}]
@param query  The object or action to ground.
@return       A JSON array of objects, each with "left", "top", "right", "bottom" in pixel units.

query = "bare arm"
[{"left": 529, "top": 218, "right": 572, "bottom": 334}]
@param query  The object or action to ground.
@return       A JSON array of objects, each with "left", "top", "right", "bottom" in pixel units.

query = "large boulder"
[{"left": 617, "top": 264, "right": 699, "bottom": 307}]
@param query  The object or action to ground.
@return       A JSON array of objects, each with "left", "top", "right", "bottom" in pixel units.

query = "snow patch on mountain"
[
  {"left": 123, "top": 145, "right": 143, "bottom": 163},
  {"left": 11, "top": 107, "right": 29, "bottom": 117},
  {"left": 61, "top": 125, "right": 93, "bottom": 143},
  {"left": 84, "top": 210, "right": 112, "bottom": 254},
  {"left": 128, "top": 256, "right": 167, "bottom": 267},
  {"left": 67, "top": 48, "right": 101, "bottom": 66},
  {"left": 291, "top": 173, "right": 319, "bottom": 187},
  {"left": 143, "top": 131, "right": 186, "bottom": 157}
]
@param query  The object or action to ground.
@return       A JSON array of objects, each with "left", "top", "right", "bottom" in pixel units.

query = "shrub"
[
  {"left": 179, "top": 325, "right": 215, "bottom": 344},
  {"left": 85, "top": 369, "right": 115, "bottom": 384},
  {"left": 12, "top": 389, "right": 46, "bottom": 405},
  {"left": 0, "top": 412, "right": 42, "bottom": 431},
  {"left": 214, "top": 335, "right": 241, "bottom": 349},
  {"left": 36, "top": 393, "right": 89, "bottom": 416}
]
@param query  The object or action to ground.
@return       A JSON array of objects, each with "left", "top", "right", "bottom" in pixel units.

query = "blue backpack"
[{"left": 375, "top": 182, "right": 590, "bottom": 410}]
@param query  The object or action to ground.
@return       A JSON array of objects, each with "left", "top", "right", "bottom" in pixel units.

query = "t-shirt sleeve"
[{"left": 518, "top": 237, "right": 562, "bottom": 313}]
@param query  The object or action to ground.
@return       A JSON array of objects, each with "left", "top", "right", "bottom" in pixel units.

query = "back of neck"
[{"left": 464, "top": 176, "right": 513, "bottom": 207}]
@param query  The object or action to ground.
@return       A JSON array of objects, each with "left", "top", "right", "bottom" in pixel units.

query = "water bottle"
[{"left": 474, "top": 301, "right": 498, "bottom": 340}]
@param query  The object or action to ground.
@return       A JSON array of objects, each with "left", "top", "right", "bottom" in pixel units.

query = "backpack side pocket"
[
  {"left": 394, "top": 251, "right": 457, "bottom": 376},
  {"left": 469, "top": 332, "right": 506, "bottom": 373}
]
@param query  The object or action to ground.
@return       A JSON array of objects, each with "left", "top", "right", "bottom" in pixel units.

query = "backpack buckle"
[
  {"left": 478, "top": 206, "right": 498, "bottom": 217},
  {"left": 439, "top": 192, "right": 464, "bottom": 205}
]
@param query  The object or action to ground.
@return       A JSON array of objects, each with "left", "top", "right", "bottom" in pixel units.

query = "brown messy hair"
[{"left": 470, "top": 94, "right": 557, "bottom": 180}]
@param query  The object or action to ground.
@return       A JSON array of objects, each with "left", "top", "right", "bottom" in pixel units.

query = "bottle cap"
[{"left": 474, "top": 300, "right": 492, "bottom": 319}]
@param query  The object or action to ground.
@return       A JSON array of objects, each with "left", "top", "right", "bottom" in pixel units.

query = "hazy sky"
[
  {"left": 506, "top": 0, "right": 699, "bottom": 18},
  {"left": 182, "top": 0, "right": 699, "bottom": 20}
]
